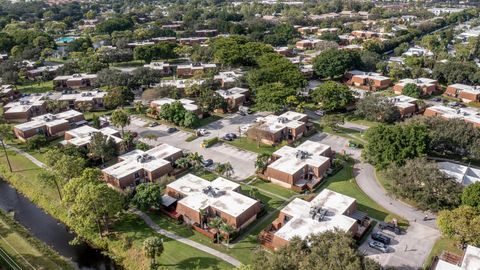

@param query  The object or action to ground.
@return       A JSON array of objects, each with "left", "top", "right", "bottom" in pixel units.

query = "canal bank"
[{"left": 0, "top": 179, "right": 117, "bottom": 270}]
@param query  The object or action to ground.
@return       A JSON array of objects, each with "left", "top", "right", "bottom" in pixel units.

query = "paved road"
[
  {"left": 132, "top": 209, "right": 241, "bottom": 267},
  {"left": 126, "top": 116, "right": 258, "bottom": 180}
]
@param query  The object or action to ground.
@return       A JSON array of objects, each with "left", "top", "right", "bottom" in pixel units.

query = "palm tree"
[
  {"left": 187, "top": 152, "right": 204, "bottom": 169},
  {"left": 143, "top": 236, "right": 164, "bottom": 266},
  {"left": 175, "top": 157, "right": 190, "bottom": 169},
  {"left": 255, "top": 153, "right": 270, "bottom": 173},
  {"left": 215, "top": 163, "right": 226, "bottom": 175},
  {"left": 223, "top": 162, "right": 234, "bottom": 178},
  {"left": 220, "top": 223, "right": 235, "bottom": 249},
  {"left": 0, "top": 124, "right": 13, "bottom": 172},
  {"left": 209, "top": 217, "right": 223, "bottom": 244},
  {"left": 249, "top": 187, "right": 259, "bottom": 199}
]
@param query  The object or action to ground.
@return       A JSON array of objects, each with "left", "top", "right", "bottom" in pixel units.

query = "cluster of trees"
[
  {"left": 383, "top": 158, "right": 463, "bottom": 211},
  {"left": 438, "top": 182, "right": 480, "bottom": 246},
  {"left": 133, "top": 43, "right": 177, "bottom": 63},
  {"left": 210, "top": 35, "right": 274, "bottom": 66},
  {"left": 313, "top": 49, "right": 360, "bottom": 79},
  {"left": 157, "top": 101, "right": 199, "bottom": 128},
  {"left": 252, "top": 230, "right": 383, "bottom": 270},
  {"left": 354, "top": 95, "right": 401, "bottom": 123},
  {"left": 311, "top": 81, "right": 355, "bottom": 111}
]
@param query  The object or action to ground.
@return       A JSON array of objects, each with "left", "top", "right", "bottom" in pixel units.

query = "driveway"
[
  {"left": 125, "top": 116, "right": 258, "bottom": 180},
  {"left": 360, "top": 222, "right": 439, "bottom": 270}
]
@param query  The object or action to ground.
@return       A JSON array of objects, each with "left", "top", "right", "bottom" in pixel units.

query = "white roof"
[
  {"left": 167, "top": 174, "right": 258, "bottom": 217},
  {"left": 143, "top": 61, "right": 170, "bottom": 70},
  {"left": 28, "top": 64, "right": 63, "bottom": 74},
  {"left": 65, "top": 125, "right": 123, "bottom": 147},
  {"left": 177, "top": 63, "right": 217, "bottom": 70},
  {"left": 216, "top": 87, "right": 249, "bottom": 99},
  {"left": 437, "top": 162, "right": 480, "bottom": 186},
  {"left": 58, "top": 90, "right": 106, "bottom": 102},
  {"left": 435, "top": 245, "right": 480, "bottom": 270},
  {"left": 449, "top": 84, "right": 480, "bottom": 94},
  {"left": 53, "top": 73, "right": 97, "bottom": 81},
  {"left": 269, "top": 140, "right": 330, "bottom": 175},
  {"left": 348, "top": 70, "right": 389, "bottom": 81},
  {"left": 390, "top": 95, "right": 417, "bottom": 109},
  {"left": 4, "top": 94, "right": 46, "bottom": 114},
  {"left": 151, "top": 97, "right": 198, "bottom": 112},
  {"left": 403, "top": 46, "right": 434, "bottom": 57},
  {"left": 426, "top": 105, "right": 480, "bottom": 125},
  {"left": 274, "top": 189, "right": 357, "bottom": 241},
  {"left": 397, "top": 78, "right": 437, "bottom": 87},
  {"left": 154, "top": 79, "right": 204, "bottom": 89},
  {"left": 213, "top": 71, "right": 243, "bottom": 83},
  {"left": 15, "top": 110, "right": 82, "bottom": 132},
  {"left": 102, "top": 143, "right": 182, "bottom": 179},
  {"left": 255, "top": 111, "right": 307, "bottom": 133}
]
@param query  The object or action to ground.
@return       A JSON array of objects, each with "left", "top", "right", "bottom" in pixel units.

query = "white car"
[{"left": 255, "top": 117, "right": 264, "bottom": 123}]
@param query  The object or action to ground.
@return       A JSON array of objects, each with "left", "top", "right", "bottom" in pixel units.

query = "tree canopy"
[
  {"left": 131, "top": 183, "right": 163, "bottom": 211},
  {"left": 253, "top": 82, "right": 296, "bottom": 113},
  {"left": 462, "top": 182, "right": 480, "bottom": 211},
  {"left": 354, "top": 94, "right": 401, "bottom": 123},
  {"left": 313, "top": 48, "right": 359, "bottom": 79},
  {"left": 438, "top": 205, "right": 480, "bottom": 246},
  {"left": 402, "top": 83, "right": 422, "bottom": 98},
  {"left": 311, "top": 81, "right": 355, "bottom": 111}
]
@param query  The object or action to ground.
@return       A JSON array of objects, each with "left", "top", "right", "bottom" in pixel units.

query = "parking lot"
[
  {"left": 124, "top": 115, "right": 260, "bottom": 180},
  {"left": 360, "top": 220, "right": 439, "bottom": 269}
]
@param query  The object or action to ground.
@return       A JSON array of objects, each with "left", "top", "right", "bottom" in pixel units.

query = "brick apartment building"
[
  {"left": 150, "top": 98, "right": 202, "bottom": 118},
  {"left": 176, "top": 63, "right": 217, "bottom": 77},
  {"left": 215, "top": 87, "right": 249, "bottom": 112},
  {"left": 63, "top": 125, "right": 124, "bottom": 151},
  {"left": 13, "top": 110, "right": 85, "bottom": 142},
  {"left": 57, "top": 90, "right": 106, "bottom": 111},
  {"left": 393, "top": 78, "right": 438, "bottom": 96},
  {"left": 264, "top": 140, "right": 332, "bottom": 190},
  {"left": 345, "top": 70, "right": 391, "bottom": 91},
  {"left": 424, "top": 105, "right": 480, "bottom": 128},
  {"left": 53, "top": 74, "right": 98, "bottom": 90},
  {"left": 444, "top": 83, "right": 480, "bottom": 103},
  {"left": 165, "top": 173, "right": 262, "bottom": 230},
  {"left": 102, "top": 143, "right": 183, "bottom": 189},
  {"left": 3, "top": 94, "right": 47, "bottom": 123}
]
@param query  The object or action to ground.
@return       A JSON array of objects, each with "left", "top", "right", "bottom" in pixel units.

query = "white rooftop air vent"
[
  {"left": 296, "top": 150, "right": 310, "bottom": 159},
  {"left": 278, "top": 116, "right": 288, "bottom": 123}
]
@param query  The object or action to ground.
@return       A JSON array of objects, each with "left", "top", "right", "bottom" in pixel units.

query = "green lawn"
[
  {"left": 423, "top": 237, "right": 462, "bottom": 269},
  {"left": 248, "top": 178, "right": 298, "bottom": 199},
  {"left": 316, "top": 160, "right": 408, "bottom": 227},
  {"left": 193, "top": 115, "right": 223, "bottom": 128},
  {"left": 0, "top": 150, "right": 234, "bottom": 270},
  {"left": 226, "top": 137, "right": 283, "bottom": 155},
  {"left": 17, "top": 80, "right": 54, "bottom": 94},
  {"left": 0, "top": 212, "right": 73, "bottom": 270}
]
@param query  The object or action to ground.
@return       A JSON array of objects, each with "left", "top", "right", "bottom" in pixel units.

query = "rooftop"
[
  {"left": 64, "top": 125, "right": 123, "bottom": 147},
  {"left": 437, "top": 162, "right": 480, "bottom": 186},
  {"left": 216, "top": 87, "right": 249, "bottom": 99},
  {"left": 397, "top": 78, "right": 437, "bottom": 87},
  {"left": 426, "top": 105, "right": 480, "bottom": 125},
  {"left": 15, "top": 110, "right": 83, "bottom": 131},
  {"left": 449, "top": 83, "right": 480, "bottom": 94},
  {"left": 151, "top": 97, "right": 198, "bottom": 112},
  {"left": 57, "top": 90, "right": 106, "bottom": 102},
  {"left": 4, "top": 93, "right": 46, "bottom": 114},
  {"left": 255, "top": 111, "right": 307, "bottom": 133},
  {"left": 348, "top": 70, "right": 389, "bottom": 81},
  {"left": 274, "top": 189, "right": 357, "bottom": 241},
  {"left": 436, "top": 245, "right": 480, "bottom": 270},
  {"left": 269, "top": 140, "right": 331, "bottom": 175},
  {"left": 53, "top": 73, "right": 97, "bottom": 81},
  {"left": 167, "top": 173, "right": 258, "bottom": 217},
  {"left": 213, "top": 71, "right": 243, "bottom": 83}
]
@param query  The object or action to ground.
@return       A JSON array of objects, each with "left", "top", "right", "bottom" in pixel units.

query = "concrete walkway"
[
  {"left": 5, "top": 145, "right": 46, "bottom": 168},
  {"left": 354, "top": 161, "right": 438, "bottom": 229},
  {"left": 132, "top": 209, "right": 242, "bottom": 267}
]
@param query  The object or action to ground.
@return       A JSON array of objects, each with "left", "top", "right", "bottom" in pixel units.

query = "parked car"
[
  {"left": 238, "top": 111, "right": 246, "bottom": 116},
  {"left": 203, "top": 159, "right": 213, "bottom": 167},
  {"left": 222, "top": 135, "right": 233, "bottom": 141},
  {"left": 149, "top": 122, "right": 159, "bottom": 127},
  {"left": 314, "top": 110, "right": 325, "bottom": 116},
  {"left": 379, "top": 221, "right": 402, "bottom": 235},
  {"left": 196, "top": 129, "right": 207, "bottom": 136},
  {"left": 368, "top": 241, "right": 389, "bottom": 253},
  {"left": 371, "top": 232, "right": 391, "bottom": 245},
  {"left": 226, "top": 133, "right": 237, "bottom": 139},
  {"left": 167, "top": 127, "right": 178, "bottom": 133},
  {"left": 430, "top": 97, "right": 442, "bottom": 102},
  {"left": 255, "top": 117, "right": 264, "bottom": 123}
]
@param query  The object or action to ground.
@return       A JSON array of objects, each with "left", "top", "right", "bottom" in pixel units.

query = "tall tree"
[
  {"left": 253, "top": 83, "right": 296, "bottom": 113},
  {"left": 111, "top": 109, "right": 130, "bottom": 136},
  {"left": 89, "top": 132, "right": 117, "bottom": 164},
  {"left": 143, "top": 236, "right": 164, "bottom": 267},
  {"left": 311, "top": 81, "right": 355, "bottom": 111},
  {"left": 438, "top": 205, "right": 480, "bottom": 246},
  {"left": 313, "top": 49, "right": 359, "bottom": 79},
  {"left": 131, "top": 183, "right": 163, "bottom": 211},
  {"left": 462, "top": 182, "right": 480, "bottom": 211},
  {"left": 355, "top": 94, "right": 401, "bottom": 123}
]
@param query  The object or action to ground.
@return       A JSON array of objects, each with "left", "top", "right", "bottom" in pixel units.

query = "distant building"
[
  {"left": 247, "top": 111, "right": 309, "bottom": 145},
  {"left": 102, "top": 143, "right": 183, "bottom": 189},
  {"left": 444, "top": 84, "right": 480, "bottom": 103},
  {"left": 403, "top": 46, "right": 434, "bottom": 57},
  {"left": 150, "top": 98, "right": 202, "bottom": 118},
  {"left": 3, "top": 94, "right": 47, "bottom": 123},
  {"left": 176, "top": 63, "right": 217, "bottom": 77},
  {"left": 393, "top": 78, "right": 438, "bottom": 96},
  {"left": 165, "top": 173, "right": 262, "bottom": 230},
  {"left": 215, "top": 87, "right": 249, "bottom": 112},
  {"left": 261, "top": 189, "right": 359, "bottom": 249},
  {"left": 0, "top": 85, "right": 19, "bottom": 104},
  {"left": 295, "top": 39, "right": 321, "bottom": 50},
  {"left": 345, "top": 70, "right": 391, "bottom": 91},
  {"left": 428, "top": 8, "right": 464, "bottom": 16},
  {"left": 26, "top": 64, "right": 63, "bottom": 80},
  {"left": 213, "top": 71, "right": 243, "bottom": 88},
  {"left": 424, "top": 105, "right": 480, "bottom": 128},
  {"left": 264, "top": 140, "right": 332, "bottom": 190},
  {"left": 57, "top": 90, "right": 106, "bottom": 111},
  {"left": 13, "top": 110, "right": 85, "bottom": 142},
  {"left": 143, "top": 62, "right": 172, "bottom": 76},
  {"left": 390, "top": 95, "right": 419, "bottom": 118},
  {"left": 53, "top": 74, "right": 98, "bottom": 90}
]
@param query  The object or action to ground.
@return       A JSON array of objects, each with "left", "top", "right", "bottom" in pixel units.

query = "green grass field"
[
  {"left": 423, "top": 237, "right": 462, "bottom": 269},
  {"left": 17, "top": 81, "right": 54, "bottom": 94},
  {"left": 226, "top": 137, "right": 283, "bottom": 155}
]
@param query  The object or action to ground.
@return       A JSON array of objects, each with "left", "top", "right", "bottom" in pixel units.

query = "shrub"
[
  {"left": 202, "top": 137, "right": 219, "bottom": 148},
  {"left": 26, "top": 135, "right": 47, "bottom": 150}
]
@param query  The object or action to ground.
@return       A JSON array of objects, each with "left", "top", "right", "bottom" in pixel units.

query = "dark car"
[
  {"left": 371, "top": 232, "right": 391, "bottom": 245},
  {"left": 379, "top": 222, "right": 402, "bottom": 235},
  {"left": 167, "top": 127, "right": 178, "bottom": 133},
  {"left": 222, "top": 135, "right": 233, "bottom": 141},
  {"left": 203, "top": 159, "right": 213, "bottom": 167},
  {"left": 368, "top": 241, "right": 389, "bottom": 253},
  {"left": 430, "top": 97, "right": 442, "bottom": 102},
  {"left": 226, "top": 133, "right": 237, "bottom": 139},
  {"left": 149, "top": 122, "right": 159, "bottom": 127}
]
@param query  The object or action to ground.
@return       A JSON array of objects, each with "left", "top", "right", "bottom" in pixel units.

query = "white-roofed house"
[
  {"left": 165, "top": 173, "right": 262, "bottom": 230},
  {"left": 345, "top": 70, "right": 391, "bottom": 91},
  {"left": 260, "top": 189, "right": 358, "bottom": 249},
  {"left": 102, "top": 143, "right": 183, "bottom": 189},
  {"left": 215, "top": 87, "right": 249, "bottom": 112},
  {"left": 246, "top": 111, "right": 309, "bottom": 146},
  {"left": 434, "top": 245, "right": 480, "bottom": 270},
  {"left": 213, "top": 71, "right": 243, "bottom": 88},
  {"left": 424, "top": 105, "right": 480, "bottom": 128},
  {"left": 13, "top": 110, "right": 85, "bottom": 142},
  {"left": 393, "top": 78, "right": 438, "bottom": 96},
  {"left": 53, "top": 73, "right": 98, "bottom": 90},
  {"left": 57, "top": 90, "right": 107, "bottom": 111},
  {"left": 390, "top": 95, "right": 419, "bottom": 118},
  {"left": 143, "top": 61, "right": 172, "bottom": 76},
  {"left": 444, "top": 84, "right": 480, "bottom": 103},
  {"left": 3, "top": 93, "right": 47, "bottom": 123},
  {"left": 264, "top": 140, "right": 332, "bottom": 190},
  {"left": 176, "top": 63, "right": 217, "bottom": 77},
  {"left": 63, "top": 125, "right": 124, "bottom": 153},
  {"left": 150, "top": 97, "right": 202, "bottom": 118}
]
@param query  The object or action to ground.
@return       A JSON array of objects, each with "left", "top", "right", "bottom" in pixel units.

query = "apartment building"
[
  {"left": 261, "top": 189, "right": 358, "bottom": 249},
  {"left": 165, "top": 174, "right": 262, "bottom": 230},
  {"left": 3, "top": 94, "right": 47, "bottom": 123},
  {"left": 57, "top": 90, "right": 106, "bottom": 111},
  {"left": 403, "top": 46, "right": 434, "bottom": 57},
  {"left": 264, "top": 140, "right": 332, "bottom": 190},
  {"left": 150, "top": 98, "right": 202, "bottom": 118},
  {"left": 444, "top": 84, "right": 480, "bottom": 103},
  {"left": 393, "top": 78, "right": 438, "bottom": 96},
  {"left": 26, "top": 64, "right": 63, "bottom": 80},
  {"left": 143, "top": 61, "right": 172, "bottom": 76},
  {"left": 433, "top": 244, "right": 479, "bottom": 270},
  {"left": 176, "top": 63, "right": 217, "bottom": 77},
  {"left": 213, "top": 71, "right": 243, "bottom": 88},
  {"left": 53, "top": 74, "right": 98, "bottom": 90},
  {"left": 345, "top": 70, "right": 391, "bottom": 91},
  {"left": 424, "top": 105, "right": 480, "bottom": 128},
  {"left": 13, "top": 110, "right": 85, "bottom": 142},
  {"left": 390, "top": 95, "right": 418, "bottom": 118},
  {"left": 178, "top": 37, "right": 208, "bottom": 46},
  {"left": 0, "top": 85, "right": 18, "bottom": 103},
  {"left": 215, "top": 87, "right": 249, "bottom": 112},
  {"left": 295, "top": 39, "right": 321, "bottom": 50},
  {"left": 246, "top": 111, "right": 308, "bottom": 145},
  {"left": 63, "top": 125, "right": 123, "bottom": 151},
  {"left": 102, "top": 143, "right": 183, "bottom": 189}
]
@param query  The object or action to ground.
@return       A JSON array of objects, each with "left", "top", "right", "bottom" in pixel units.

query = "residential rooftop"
[
  {"left": 435, "top": 245, "right": 480, "bottom": 270},
  {"left": 15, "top": 110, "right": 83, "bottom": 131},
  {"left": 396, "top": 78, "right": 437, "bottom": 87},
  {"left": 274, "top": 189, "right": 357, "bottom": 241},
  {"left": 215, "top": 87, "right": 249, "bottom": 99},
  {"left": 4, "top": 93, "right": 46, "bottom": 113},
  {"left": 256, "top": 111, "right": 307, "bottom": 133},
  {"left": 57, "top": 90, "right": 106, "bottom": 102},
  {"left": 348, "top": 70, "right": 389, "bottom": 81},
  {"left": 167, "top": 173, "right": 258, "bottom": 217},
  {"left": 426, "top": 105, "right": 480, "bottom": 125},
  {"left": 64, "top": 125, "right": 123, "bottom": 147},
  {"left": 437, "top": 162, "right": 480, "bottom": 186},
  {"left": 151, "top": 97, "right": 198, "bottom": 112}
]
